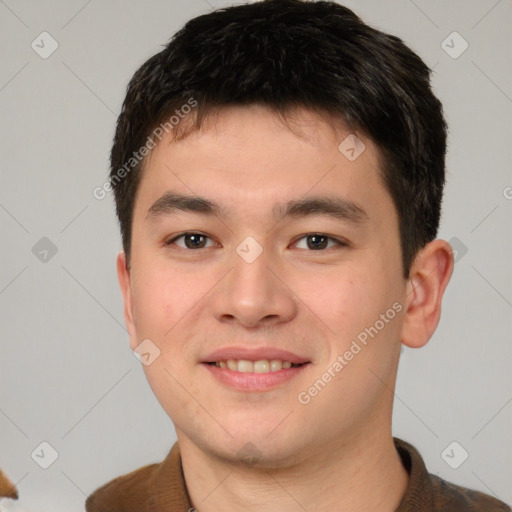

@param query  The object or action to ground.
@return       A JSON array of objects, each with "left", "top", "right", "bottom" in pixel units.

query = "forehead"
[{"left": 134, "top": 105, "right": 393, "bottom": 224}]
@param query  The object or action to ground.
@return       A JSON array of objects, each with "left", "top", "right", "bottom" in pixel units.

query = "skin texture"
[{"left": 117, "top": 105, "right": 453, "bottom": 511}]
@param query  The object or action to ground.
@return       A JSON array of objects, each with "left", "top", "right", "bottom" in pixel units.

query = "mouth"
[
  {"left": 205, "top": 359, "right": 307, "bottom": 373},
  {"left": 201, "top": 349, "right": 311, "bottom": 391},
  {"left": 200, "top": 347, "right": 311, "bottom": 391}
]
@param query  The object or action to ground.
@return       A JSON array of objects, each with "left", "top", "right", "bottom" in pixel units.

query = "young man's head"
[{"left": 114, "top": 0, "right": 453, "bottom": 466}]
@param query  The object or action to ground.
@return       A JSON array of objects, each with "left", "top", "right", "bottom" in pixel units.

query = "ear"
[
  {"left": 401, "top": 239, "right": 454, "bottom": 348},
  {"left": 116, "top": 251, "right": 137, "bottom": 350}
]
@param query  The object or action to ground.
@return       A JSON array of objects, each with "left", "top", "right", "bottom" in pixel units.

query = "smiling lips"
[
  {"left": 210, "top": 359, "right": 299, "bottom": 373},
  {"left": 202, "top": 347, "right": 310, "bottom": 391}
]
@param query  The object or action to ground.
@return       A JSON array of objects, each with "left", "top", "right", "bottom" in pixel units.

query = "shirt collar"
[{"left": 149, "top": 437, "right": 432, "bottom": 511}]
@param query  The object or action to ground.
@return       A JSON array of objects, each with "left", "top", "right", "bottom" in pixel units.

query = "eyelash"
[{"left": 165, "top": 232, "right": 348, "bottom": 251}]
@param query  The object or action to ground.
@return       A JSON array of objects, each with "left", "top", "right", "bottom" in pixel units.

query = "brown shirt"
[{"left": 85, "top": 438, "right": 510, "bottom": 511}]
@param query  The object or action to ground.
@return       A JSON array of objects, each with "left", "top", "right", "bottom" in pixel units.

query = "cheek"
[
  {"left": 315, "top": 262, "right": 403, "bottom": 352},
  {"left": 131, "top": 274, "right": 167, "bottom": 336},
  {"left": 130, "top": 261, "right": 193, "bottom": 338},
  {"left": 130, "top": 261, "right": 209, "bottom": 383},
  {"left": 307, "top": 269, "right": 374, "bottom": 327}
]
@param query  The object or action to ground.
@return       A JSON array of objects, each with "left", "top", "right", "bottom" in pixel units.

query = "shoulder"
[
  {"left": 85, "top": 460, "right": 160, "bottom": 512},
  {"left": 429, "top": 473, "right": 511, "bottom": 512},
  {"left": 394, "top": 438, "right": 511, "bottom": 512},
  {"left": 85, "top": 442, "right": 188, "bottom": 512}
]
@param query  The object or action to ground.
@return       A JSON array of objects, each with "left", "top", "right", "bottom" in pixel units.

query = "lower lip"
[{"left": 202, "top": 363, "right": 309, "bottom": 391}]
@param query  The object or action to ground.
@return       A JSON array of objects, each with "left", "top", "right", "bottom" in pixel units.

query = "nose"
[{"left": 212, "top": 248, "right": 298, "bottom": 328}]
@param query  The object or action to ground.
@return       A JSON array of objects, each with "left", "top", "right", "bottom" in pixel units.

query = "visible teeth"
[
  {"left": 254, "top": 360, "right": 270, "bottom": 373},
  {"left": 237, "top": 360, "right": 253, "bottom": 373},
  {"left": 213, "top": 359, "right": 300, "bottom": 373},
  {"left": 270, "top": 359, "right": 282, "bottom": 371}
]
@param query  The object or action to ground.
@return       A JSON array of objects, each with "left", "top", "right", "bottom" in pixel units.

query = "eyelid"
[
  {"left": 291, "top": 233, "right": 349, "bottom": 250},
  {"left": 165, "top": 232, "right": 218, "bottom": 248}
]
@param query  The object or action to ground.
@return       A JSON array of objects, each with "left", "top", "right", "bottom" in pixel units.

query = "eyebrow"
[{"left": 146, "top": 192, "right": 369, "bottom": 224}]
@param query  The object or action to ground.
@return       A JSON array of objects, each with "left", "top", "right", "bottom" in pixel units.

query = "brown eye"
[
  {"left": 294, "top": 234, "right": 346, "bottom": 251},
  {"left": 167, "top": 233, "right": 215, "bottom": 249},
  {"left": 306, "top": 234, "right": 328, "bottom": 250}
]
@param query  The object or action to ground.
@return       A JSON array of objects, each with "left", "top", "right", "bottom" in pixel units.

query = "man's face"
[{"left": 122, "top": 105, "right": 409, "bottom": 465}]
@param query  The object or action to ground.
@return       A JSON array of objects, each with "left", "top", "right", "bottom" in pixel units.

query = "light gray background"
[{"left": 1, "top": 0, "right": 511, "bottom": 510}]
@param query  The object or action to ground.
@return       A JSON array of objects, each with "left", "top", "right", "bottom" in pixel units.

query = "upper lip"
[{"left": 202, "top": 346, "right": 310, "bottom": 364}]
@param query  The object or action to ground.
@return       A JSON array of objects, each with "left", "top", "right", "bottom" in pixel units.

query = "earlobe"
[
  {"left": 401, "top": 240, "right": 454, "bottom": 349},
  {"left": 116, "top": 251, "right": 137, "bottom": 347}
]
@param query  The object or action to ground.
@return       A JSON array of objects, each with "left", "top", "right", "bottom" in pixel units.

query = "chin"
[{"left": 191, "top": 425, "right": 311, "bottom": 469}]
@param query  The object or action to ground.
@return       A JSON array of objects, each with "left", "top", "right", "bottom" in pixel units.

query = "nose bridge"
[{"left": 212, "top": 241, "right": 297, "bottom": 327}]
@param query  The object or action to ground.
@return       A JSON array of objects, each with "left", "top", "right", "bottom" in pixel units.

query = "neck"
[{"left": 178, "top": 424, "right": 409, "bottom": 512}]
